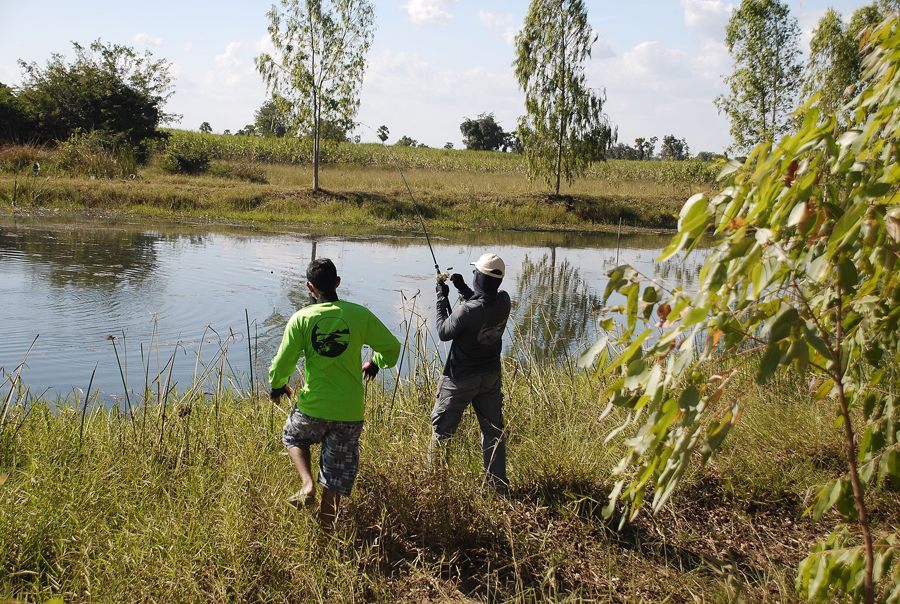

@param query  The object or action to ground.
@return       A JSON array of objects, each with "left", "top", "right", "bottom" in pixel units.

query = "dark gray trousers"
[{"left": 430, "top": 371, "right": 507, "bottom": 490}]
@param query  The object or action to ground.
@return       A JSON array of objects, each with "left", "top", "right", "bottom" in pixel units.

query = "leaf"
[
  {"left": 702, "top": 405, "right": 739, "bottom": 463},
  {"left": 811, "top": 479, "right": 843, "bottom": 520},
  {"left": 603, "top": 266, "right": 628, "bottom": 303},
  {"left": 769, "top": 307, "right": 799, "bottom": 342},
  {"left": 757, "top": 342, "right": 783, "bottom": 384},
  {"left": 880, "top": 448, "right": 899, "bottom": 482},
  {"left": 787, "top": 201, "right": 807, "bottom": 226},
  {"left": 578, "top": 336, "right": 608, "bottom": 369},
  {"left": 656, "top": 303, "right": 672, "bottom": 322},
  {"left": 836, "top": 256, "right": 858, "bottom": 290}
]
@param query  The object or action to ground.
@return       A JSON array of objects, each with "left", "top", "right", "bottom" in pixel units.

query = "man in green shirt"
[{"left": 269, "top": 258, "right": 401, "bottom": 528}]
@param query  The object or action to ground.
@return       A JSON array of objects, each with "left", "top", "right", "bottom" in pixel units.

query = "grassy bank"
[
  {"left": 2, "top": 351, "right": 896, "bottom": 602},
  {"left": 0, "top": 133, "right": 721, "bottom": 232}
]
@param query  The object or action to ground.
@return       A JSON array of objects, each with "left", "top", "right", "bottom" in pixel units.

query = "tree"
[
  {"left": 514, "top": 0, "right": 612, "bottom": 195},
  {"left": 394, "top": 135, "right": 417, "bottom": 147},
  {"left": 14, "top": 40, "right": 174, "bottom": 152},
  {"left": 235, "top": 124, "right": 257, "bottom": 136},
  {"left": 443, "top": 142, "right": 453, "bottom": 150},
  {"left": 804, "top": 4, "right": 886, "bottom": 129},
  {"left": 803, "top": 9, "right": 859, "bottom": 126},
  {"left": 503, "top": 131, "right": 524, "bottom": 153},
  {"left": 199, "top": 122, "right": 212, "bottom": 134},
  {"left": 254, "top": 99, "right": 290, "bottom": 137},
  {"left": 715, "top": 0, "right": 803, "bottom": 153},
  {"left": 0, "top": 83, "right": 32, "bottom": 142},
  {"left": 694, "top": 151, "right": 721, "bottom": 162},
  {"left": 659, "top": 134, "right": 689, "bottom": 160},
  {"left": 590, "top": 17, "right": 899, "bottom": 603},
  {"left": 256, "top": 0, "right": 375, "bottom": 192},
  {"left": 607, "top": 143, "right": 641, "bottom": 160},
  {"left": 633, "top": 136, "right": 657, "bottom": 160},
  {"left": 459, "top": 113, "right": 506, "bottom": 151}
]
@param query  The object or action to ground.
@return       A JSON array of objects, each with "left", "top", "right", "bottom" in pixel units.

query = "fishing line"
[{"left": 356, "top": 122, "right": 447, "bottom": 279}]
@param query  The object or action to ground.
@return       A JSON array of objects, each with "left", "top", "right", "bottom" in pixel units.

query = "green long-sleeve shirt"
[{"left": 269, "top": 300, "right": 401, "bottom": 422}]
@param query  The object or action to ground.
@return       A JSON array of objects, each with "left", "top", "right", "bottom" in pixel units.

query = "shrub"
[
  {"left": 208, "top": 161, "right": 268, "bottom": 184},
  {"left": 55, "top": 130, "right": 138, "bottom": 178},
  {"left": 159, "top": 140, "right": 210, "bottom": 174},
  {"left": 0, "top": 145, "right": 50, "bottom": 173}
]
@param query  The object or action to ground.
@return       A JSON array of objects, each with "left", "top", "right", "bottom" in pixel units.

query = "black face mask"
[{"left": 473, "top": 271, "right": 501, "bottom": 296}]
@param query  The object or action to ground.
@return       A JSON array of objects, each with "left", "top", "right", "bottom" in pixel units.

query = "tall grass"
[{"left": 3, "top": 313, "right": 893, "bottom": 602}]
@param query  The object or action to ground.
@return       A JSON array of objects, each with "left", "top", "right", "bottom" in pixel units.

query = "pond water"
[{"left": 0, "top": 217, "right": 703, "bottom": 399}]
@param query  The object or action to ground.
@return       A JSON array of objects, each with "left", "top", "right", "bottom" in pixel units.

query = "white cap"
[{"left": 471, "top": 253, "right": 505, "bottom": 279}]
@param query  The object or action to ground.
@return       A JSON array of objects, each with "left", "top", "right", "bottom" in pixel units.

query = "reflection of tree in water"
[
  {"left": 510, "top": 250, "right": 600, "bottom": 363},
  {"left": 0, "top": 226, "right": 162, "bottom": 289},
  {"left": 653, "top": 256, "right": 704, "bottom": 289}
]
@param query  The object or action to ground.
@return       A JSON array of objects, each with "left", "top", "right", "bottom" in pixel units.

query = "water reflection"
[
  {"left": 0, "top": 224, "right": 161, "bottom": 289},
  {"left": 511, "top": 249, "right": 600, "bottom": 363}
]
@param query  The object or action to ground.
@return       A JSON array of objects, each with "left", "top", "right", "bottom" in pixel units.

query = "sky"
[{"left": 0, "top": 0, "right": 878, "bottom": 153}]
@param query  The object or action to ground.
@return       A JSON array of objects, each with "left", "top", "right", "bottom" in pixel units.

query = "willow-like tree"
[
  {"left": 715, "top": 0, "right": 802, "bottom": 153},
  {"left": 514, "top": 0, "right": 612, "bottom": 196},
  {"left": 591, "top": 16, "right": 898, "bottom": 602},
  {"left": 256, "top": 0, "right": 374, "bottom": 192},
  {"left": 803, "top": 4, "right": 885, "bottom": 129}
]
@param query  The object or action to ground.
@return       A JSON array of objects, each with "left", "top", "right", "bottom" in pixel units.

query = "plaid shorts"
[{"left": 282, "top": 408, "right": 364, "bottom": 497}]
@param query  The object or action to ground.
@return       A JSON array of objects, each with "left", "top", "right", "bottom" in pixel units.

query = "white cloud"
[
  {"left": 479, "top": 10, "right": 520, "bottom": 47},
  {"left": 479, "top": 10, "right": 511, "bottom": 30},
  {"left": 214, "top": 41, "right": 246, "bottom": 69},
  {"left": 680, "top": 0, "right": 733, "bottom": 38},
  {"left": 133, "top": 33, "right": 162, "bottom": 47},
  {"left": 588, "top": 39, "right": 731, "bottom": 152},
  {"left": 404, "top": 0, "right": 455, "bottom": 25},
  {"left": 358, "top": 50, "right": 520, "bottom": 146}
]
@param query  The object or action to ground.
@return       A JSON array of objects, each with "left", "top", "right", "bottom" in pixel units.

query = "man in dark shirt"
[{"left": 432, "top": 252, "right": 511, "bottom": 492}]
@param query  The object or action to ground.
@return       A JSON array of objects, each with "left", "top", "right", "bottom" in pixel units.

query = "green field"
[
  {"left": 1, "top": 341, "right": 897, "bottom": 602},
  {"left": 0, "top": 132, "right": 722, "bottom": 232}
]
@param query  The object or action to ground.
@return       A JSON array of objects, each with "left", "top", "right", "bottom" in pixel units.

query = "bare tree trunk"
[
  {"left": 834, "top": 287, "right": 875, "bottom": 604},
  {"left": 555, "top": 7, "right": 566, "bottom": 196},
  {"left": 313, "top": 97, "right": 320, "bottom": 193}
]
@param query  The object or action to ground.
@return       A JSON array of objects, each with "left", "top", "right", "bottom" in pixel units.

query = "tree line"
[{"left": 0, "top": 0, "right": 896, "bottom": 194}]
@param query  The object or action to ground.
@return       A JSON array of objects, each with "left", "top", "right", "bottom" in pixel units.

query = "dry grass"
[
  {"left": 0, "top": 160, "right": 703, "bottom": 232},
  {"left": 1, "top": 335, "right": 895, "bottom": 602}
]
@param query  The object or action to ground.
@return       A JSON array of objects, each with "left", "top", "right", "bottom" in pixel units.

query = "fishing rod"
[{"left": 368, "top": 123, "right": 450, "bottom": 282}]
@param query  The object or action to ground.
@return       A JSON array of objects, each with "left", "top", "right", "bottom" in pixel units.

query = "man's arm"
[
  {"left": 450, "top": 273, "right": 475, "bottom": 301},
  {"left": 436, "top": 288, "right": 473, "bottom": 342},
  {"left": 269, "top": 314, "right": 304, "bottom": 390},
  {"left": 366, "top": 311, "right": 401, "bottom": 369}
]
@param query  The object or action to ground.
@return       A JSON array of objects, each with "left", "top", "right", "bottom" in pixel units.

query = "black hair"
[{"left": 307, "top": 258, "right": 339, "bottom": 292}]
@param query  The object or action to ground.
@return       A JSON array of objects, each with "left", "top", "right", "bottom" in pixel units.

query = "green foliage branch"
[{"left": 588, "top": 17, "right": 899, "bottom": 603}]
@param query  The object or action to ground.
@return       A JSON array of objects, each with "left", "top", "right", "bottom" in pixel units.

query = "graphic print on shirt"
[
  {"left": 477, "top": 321, "right": 506, "bottom": 345},
  {"left": 311, "top": 317, "right": 351, "bottom": 357}
]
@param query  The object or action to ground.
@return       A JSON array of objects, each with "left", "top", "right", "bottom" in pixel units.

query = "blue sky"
[{"left": 0, "top": 0, "right": 877, "bottom": 153}]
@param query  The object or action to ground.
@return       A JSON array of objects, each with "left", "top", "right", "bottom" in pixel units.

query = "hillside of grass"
[
  {"left": 0, "top": 132, "right": 723, "bottom": 232},
  {"left": 1, "top": 348, "right": 897, "bottom": 602}
]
